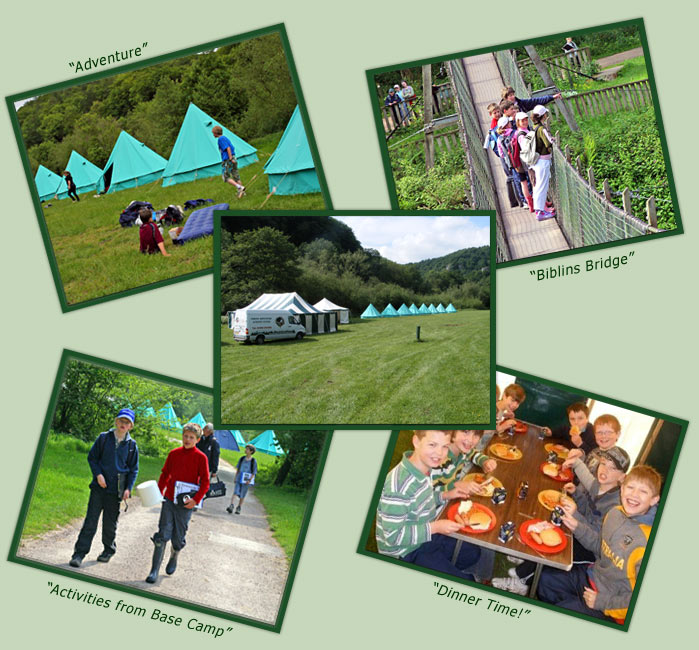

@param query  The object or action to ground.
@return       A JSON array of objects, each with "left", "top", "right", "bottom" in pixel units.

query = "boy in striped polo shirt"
[
  {"left": 376, "top": 430, "right": 481, "bottom": 579},
  {"left": 432, "top": 430, "right": 497, "bottom": 496}
]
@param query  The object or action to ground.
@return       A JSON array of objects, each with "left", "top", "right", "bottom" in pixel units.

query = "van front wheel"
[
  {"left": 255, "top": 335, "right": 265, "bottom": 345},
  {"left": 296, "top": 332, "right": 304, "bottom": 340}
]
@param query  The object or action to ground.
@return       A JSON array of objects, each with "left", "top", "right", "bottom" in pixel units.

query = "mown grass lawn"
[
  {"left": 41, "top": 130, "right": 326, "bottom": 306},
  {"left": 21, "top": 433, "right": 164, "bottom": 539},
  {"left": 220, "top": 310, "right": 491, "bottom": 425}
]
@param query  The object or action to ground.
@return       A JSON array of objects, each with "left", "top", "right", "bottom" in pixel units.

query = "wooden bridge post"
[
  {"left": 603, "top": 179, "right": 613, "bottom": 203},
  {"left": 622, "top": 187, "right": 633, "bottom": 215},
  {"left": 423, "top": 64, "right": 435, "bottom": 171},
  {"left": 646, "top": 196, "right": 658, "bottom": 228}
]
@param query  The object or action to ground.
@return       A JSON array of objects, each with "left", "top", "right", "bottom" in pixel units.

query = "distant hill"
[{"left": 410, "top": 245, "right": 490, "bottom": 274}]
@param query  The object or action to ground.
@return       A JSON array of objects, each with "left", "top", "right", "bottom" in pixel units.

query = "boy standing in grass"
[
  {"left": 227, "top": 444, "right": 258, "bottom": 515},
  {"left": 146, "top": 423, "right": 209, "bottom": 584},
  {"left": 212, "top": 125, "right": 246, "bottom": 198},
  {"left": 70, "top": 408, "right": 139, "bottom": 568},
  {"left": 139, "top": 208, "right": 170, "bottom": 257},
  {"left": 376, "top": 430, "right": 480, "bottom": 579},
  {"left": 538, "top": 465, "right": 661, "bottom": 623}
]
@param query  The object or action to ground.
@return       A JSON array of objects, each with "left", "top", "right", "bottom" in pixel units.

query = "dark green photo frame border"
[
  {"left": 365, "top": 17, "right": 683, "bottom": 269},
  {"left": 8, "top": 349, "right": 333, "bottom": 634},
  {"left": 355, "top": 364, "right": 688, "bottom": 631},
  {"left": 213, "top": 209, "right": 497, "bottom": 430},
  {"left": 6, "top": 23, "right": 333, "bottom": 313}
]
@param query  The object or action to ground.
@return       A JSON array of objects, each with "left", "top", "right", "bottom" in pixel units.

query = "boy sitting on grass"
[
  {"left": 146, "top": 423, "right": 209, "bottom": 584},
  {"left": 538, "top": 465, "right": 661, "bottom": 623},
  {"left": 564, "top": 414, "right": 622, "bottom": 476},
  {"left": 139, "top": 208, "right": 170, "bottom": 257},
  {"left": 376, "top": 430, "right": 480, "bottom": 579},
  {"left": 543, "top": 402, "right": 596, "bottom": 454}
]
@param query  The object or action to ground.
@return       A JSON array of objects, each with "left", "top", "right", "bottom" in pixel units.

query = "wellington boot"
[
  {"left": 146, "top": 537, "right": 165, "bottom": 584},
  {"left": 165, "top": 548, "right": 180, "bottom": 575}
]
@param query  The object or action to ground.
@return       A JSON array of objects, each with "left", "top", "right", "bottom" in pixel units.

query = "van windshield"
[{"left": 289, "top": 316, "right": 300, "bottom": 325}]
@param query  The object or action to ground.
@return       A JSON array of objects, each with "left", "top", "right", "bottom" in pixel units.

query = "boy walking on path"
[
  {"left": 146, "top": 423, "right": 209, "bottom": 584},
  {"left": 227, "top": 444, "right": 257, "bottom": 515},
  {"left": 70, "top": 408, "right": 139, "bottom": 567},
  {"left": 212, "top": 125, "right": 246, "bottom": 198}
]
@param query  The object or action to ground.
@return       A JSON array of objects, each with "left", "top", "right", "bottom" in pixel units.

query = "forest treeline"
[
  {"left": 220, "top": 218, "right": 490, "bottom": 315},
  {"left": 18, "top": 33, "right": 296, "bottom": 176}
]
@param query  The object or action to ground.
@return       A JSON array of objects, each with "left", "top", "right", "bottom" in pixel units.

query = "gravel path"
[
  {"left": 595, "top": 47, "right": 644, "bottom": 68},
  {"left": 17, "top": 460, "right": 287, "bottom": 625}
]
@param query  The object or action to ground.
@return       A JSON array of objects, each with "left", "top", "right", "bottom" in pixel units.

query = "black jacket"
[{"left": 196, "top": 434, "right": 220, "bottom": 474}]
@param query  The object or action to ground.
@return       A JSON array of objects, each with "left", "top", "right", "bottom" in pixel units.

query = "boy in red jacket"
[{"left": 146, "top": 423, "right": 209, "bottom": 583}]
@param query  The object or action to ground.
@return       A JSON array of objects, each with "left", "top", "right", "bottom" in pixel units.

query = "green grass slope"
[
  {"left": 41, "top": 131, "right": 326, "bottom": 306},
  {"left": 220, "top": 310, "right": 490, "bottom": 425}
]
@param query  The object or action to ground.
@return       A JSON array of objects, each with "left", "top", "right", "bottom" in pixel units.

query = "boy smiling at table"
[
  {"left": 376, "top": 430, "right": 481, "bottom": 579},
  {"left": 432, "top": 430, "right": 497, "bottom": 496},
  {"left": 538, "top": 465, "right": 661, "bottom": 623},
  {"left": 542, "top": 402, "right": 596, "bottom": 454},
  {"left": 564, "top": 414, "right": 622, "bottom": 477}
]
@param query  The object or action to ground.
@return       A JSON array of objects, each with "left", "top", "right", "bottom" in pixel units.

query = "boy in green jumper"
[
  {"left": 432, "top": 430, "right": 497, "bottom": 495},
  {"left": 376, "top": 430, "right": 481, "bottom": 579}
]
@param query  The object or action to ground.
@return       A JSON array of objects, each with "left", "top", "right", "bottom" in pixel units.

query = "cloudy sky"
[{"left": 334, "top": 215, "right": 490, "bottom": 264}]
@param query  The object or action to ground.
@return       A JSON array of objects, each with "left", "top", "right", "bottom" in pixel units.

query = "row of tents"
[
  {"left": 231, "top": 292, "right": 349, "bottom": 335},
  {"left": 33, "top": 104, "right": 319, "bottom": 201},
  {"left": 136, "top": 403, "right": 286, "bottom": 456},
  {"left": 361, "top": 302, "right": 457, "bottom": 318}
]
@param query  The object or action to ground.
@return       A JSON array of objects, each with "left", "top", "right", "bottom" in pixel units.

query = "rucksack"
[{"left": 518, "top": 127, "right": 541, "bottom": 167}]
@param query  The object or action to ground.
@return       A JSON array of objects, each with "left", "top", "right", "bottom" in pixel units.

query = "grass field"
[
  {"left": 219, "top": 310, "right": 491, "bottom": 425},
  {"left": 40, "top": 130, "right": 326, "bottom": 306},
  {"left": 21, "top": 432, "right": 163, "bottom": 539}
]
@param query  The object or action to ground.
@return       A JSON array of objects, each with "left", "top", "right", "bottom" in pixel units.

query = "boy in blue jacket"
[{"left": 70, "top": 409, "right": 139, "bottom": 567}]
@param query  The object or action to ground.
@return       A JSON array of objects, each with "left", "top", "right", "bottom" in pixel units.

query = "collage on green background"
[{"left": 2, "top": 1, "right": 695, "bottom": 647}]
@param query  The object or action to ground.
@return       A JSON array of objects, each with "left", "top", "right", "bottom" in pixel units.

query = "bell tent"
[
  {"left": 263, "top": 106, "right": 320, "bottom": 195},
  {"left": 57, "top": 151, "right": 103, "bottom": 198},
  {"left": 34, "top": 165, "right": 62, "bottom": 201},
  {"left": 314, "top": 298, "right": 349, "bottom": 324},
  {"left": 446, "top": 303, "right": 457, "bottom": 313},
  {"left": 397, "top": 303, "right": 411, "bottom": 316},
  {"left": 213, "top": 430, "right": 241, "bottom": 452},
  {"left": 188, "top": 412, "right": 207, "bottom": 428},
  {"left": 249, "top": 430, "right": 285, "bottom": 456},
  {"left": 436, "top": 303, "right": 446, "bottom": 313},
  {"left": 161, "top": 103, "right": 258, "bottom": 187},
  {"left": 157, "top": 402, "right": 182, "bottom": 432},
  {"left": 381, "top": 304, "right": 399, "bottom": 317},
  {"left": 97, "top": 130, "right": 167, "bottom": 193},
  {"left": 418, "top": 303, "right": 429, "bottom": 314},
  {"left": 361, "top": 304, "right": 381, "bottom": 319},
  {"left": 241, "top": 292, "right": 336, "bottom": 334},
  {"left": 428, "top": 304, "right": 438, "bottom": 314},
  {"left": 409, "top": 303, "right": 419, "bottom": 315}
]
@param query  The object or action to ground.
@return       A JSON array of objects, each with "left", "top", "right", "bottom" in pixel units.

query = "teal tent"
[
  {"left": 418, "top": 304, "right": 429, "bottom": 314},
  {"left": 409, "top": 303, "right": 419, "bottom": 315},
  {"left": 161, "top": 103, "right": 258, "bottom": 187},
  {"left": 34, "top": 165, "right": 62, "bottom": 201},
  {"left": 56, "top": 151, "right": 102, "bottom": 198},
  {"left": 140, "top": 406, "right": 157, "bottom": 418},
  {"left": 188, "top": 412, "right": 207, "bottom": 428},
  {"left": 97, "top": 130, "right": 167, "bottom": 193},
  {"left": 360, "top": 303, "right": 381, "bottom": 319},
  {"left": 214, "top": 430, "right": 240, "bottom": 452},
  {"left": 230, "top": 430, "right": 247, "bottom": 447},
  {"left": 263, "top": 106, "right": 320, "bottom": 195},
  {"left": 249, "top": 430, "right": 285, "bottom": 456},
  {"left": 428, "top": 304, "right": 438, "bottom": 314},
  {"left": 381, "top": 304, "right": 399, "bottom": 317},
  {"left": 397, "top": 303, "right": 411, "bottom": 316},
  {"left": 446, "top": 303, "right": 457, "bottom": 313},
  {"left": 157, "top": 402, "right": 182, "bottom": 432},
  {"left": 436, "top": 303, "right": 446, "bottom": 313}
]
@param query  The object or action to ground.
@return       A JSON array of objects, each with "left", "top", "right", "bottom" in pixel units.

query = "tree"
[
  {"left": 272, "top": 431, "right": 328, "bottom": 489},
  {"left": 220, "top": 227, "right": 301, "bottom": 312}
]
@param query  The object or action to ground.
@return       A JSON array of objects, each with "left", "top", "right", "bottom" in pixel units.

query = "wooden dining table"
[{"left": 438, "top": 420, "right": 575, "bottom": 596}]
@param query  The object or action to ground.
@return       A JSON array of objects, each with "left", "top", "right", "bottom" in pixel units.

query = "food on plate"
[
  {"left": 540, "top": 528, "right": 561, "bottom": 546},
  {"left": 467, "top": 510, "right": 492, "bottom": 530},
  {"left": 544, "top": 443, "right": 570, "bottom": 459},
  {"left": 538, "top": 490, "right": 562, "bottom": 511},
  {"left": 543, "top": 462, "right": 560, "bottom": 477},
  {"left": 490, "top": 444, "right": 522, "bottom": 460},
  {"left": 458, "top": 500, "right": 473, "bottom": 515},
  {"left": 514, "top": 420, "right": 528, "bottom": 433},
  {"left": 454, "top": 500, "right": 472, "bottom": 526},
  {"left": 527, "top": 520, "right": 558, "bottom": 545},
  {"left": 474, "top": 475, "right": 495, "bottom": 496}
]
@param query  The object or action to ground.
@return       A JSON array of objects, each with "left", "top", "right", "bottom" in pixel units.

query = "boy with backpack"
[{"left": 69, "top": 409, "right": 139, "bottom": 568}]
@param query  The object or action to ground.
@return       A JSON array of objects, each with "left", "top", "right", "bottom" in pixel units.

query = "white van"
[{"left": 229, "top": 309, "right": 306, "bottom": 344}]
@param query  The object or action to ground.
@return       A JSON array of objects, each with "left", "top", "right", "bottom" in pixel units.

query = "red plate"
[
  {"left": 539, "top": 462, "right": 573, "bottom": 482},
  {"left": 446, "top": 501, "right": 497, "bottom": 534},
  {"left": 519, "top": 519, "right": 567, "bottom": 554},
  {"left": 514, "top": 420, "right": 528, "bottom": 434}
]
